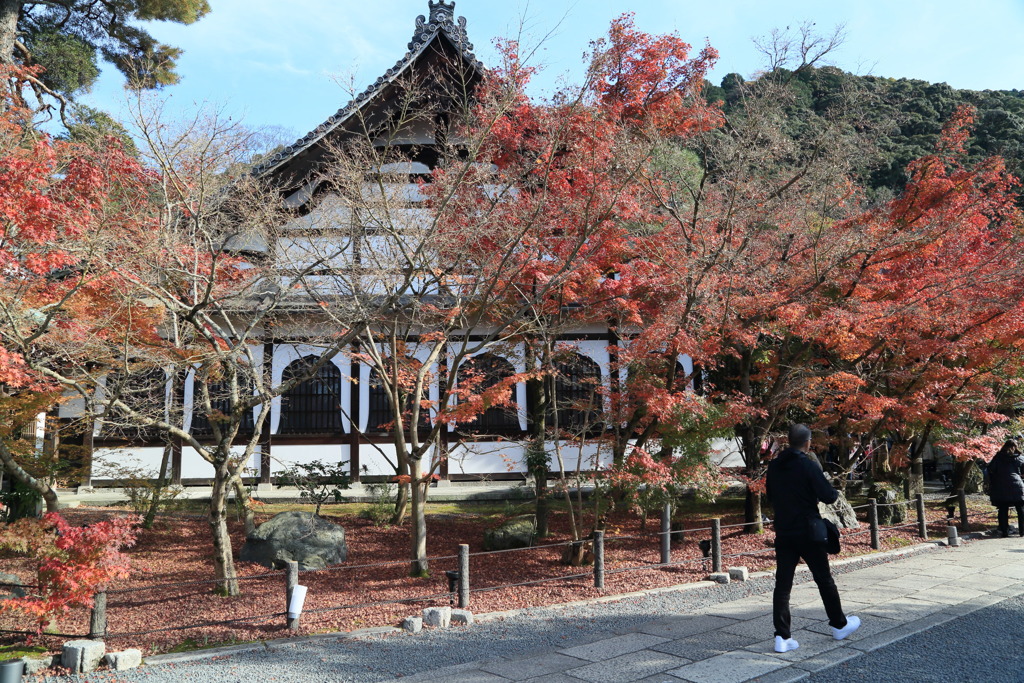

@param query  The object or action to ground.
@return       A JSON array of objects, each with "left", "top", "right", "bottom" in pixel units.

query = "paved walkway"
[{"left": 392, "top": 535, "right": 1024, "bottom": 683}]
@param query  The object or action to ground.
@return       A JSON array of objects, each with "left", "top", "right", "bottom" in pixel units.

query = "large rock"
[
  {"left": 0, "top": 573, "right": 25, "bottom": 599},
  {"left": 871, "top": 483, "right": 907, "bottom": 525},
  {"left": 964, "top": 462, "right": 984, "bottom": 494},
  {"left": 240, "top": 511, "right": 348, "bottom": 570},
  {"left": 483, "top": 515, "right": 536, "bottom": 551},
  {"left": 818, "top": 491, "right": 858, "bottom": 529}
]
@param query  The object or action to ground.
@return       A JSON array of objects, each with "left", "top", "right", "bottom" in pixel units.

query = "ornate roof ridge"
[{"left": 252, "top": 1, "right": 483, "bottom": 178}]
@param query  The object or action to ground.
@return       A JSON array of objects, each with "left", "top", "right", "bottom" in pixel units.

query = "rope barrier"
[
  {"left": 106, "top": 611, "right": 288, "bottom": 638},
  {"left": 108, "top": 570, "right": 284, "bottom": 595},
  {"left": 467, "top": 540, "right": 578, "bottom": 558},
  {"left": 302, "top": 591, "right": 454, "bottom": 616},
  {"left": 471, "top": 572, "right": 592, "bottom": 593}
]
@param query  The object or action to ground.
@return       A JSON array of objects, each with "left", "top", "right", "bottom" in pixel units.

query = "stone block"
[
  {"left": 23, "top": 654, "right": 60, "bottom": 676},
  {"left": 402, "top": 616, "right": 423, "bottom": 633},
  {"left": 708, "top": 572, "right": 731, "bottom": 584},
  {"left": 62, "top": 639, "right": 105, "bottom": 673},
  {"left": 451, "top": 609, "right": 474, "bottom": 625},
  {"left": 104, "top": 649, "right": 142, "bottom": 671},
  {"left": 423, "top": 606, "right": 451, "bottom": 628},
  {"left": 728, "top": 566, "right": 749, "bottom": 582}
]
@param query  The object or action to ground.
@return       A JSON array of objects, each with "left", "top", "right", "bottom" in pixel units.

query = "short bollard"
[
  {"left": 660, "top": 504, "right": 672, "bottom": 565},
  {"left": 285, "top": 560, "right": 300, "bottom": 631},
  {"left": 593, "top": 531, "right": 605, "bottom": 589},
  {"left": 958, "top": 488, "right": 969, "bottom": 529},
  {"left": 711, "top": 519, "right": 722, "bottom": 573},
  {"left": 947, "top": 525, "right": 961, "bottom": 547},
  {"left": 868, "top": 498, "right": 879, "bottom": 550},
  {"left": 458, "top": 544, "right": 470, "bottom": 609},
  {"left": 916, "top": 493, "right": 928, "bottom": 540}
]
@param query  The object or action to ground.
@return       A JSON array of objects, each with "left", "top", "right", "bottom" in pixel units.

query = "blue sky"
[{"left": 78, "top": 0, "right": 1024, "bottom": 143}]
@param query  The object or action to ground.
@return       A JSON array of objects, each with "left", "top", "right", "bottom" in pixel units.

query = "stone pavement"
[{"left": 393, "top": 535, "right": 1024, "bottom": 683}]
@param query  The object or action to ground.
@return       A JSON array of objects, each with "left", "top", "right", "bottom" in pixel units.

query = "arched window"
[
  {"left": 459, "top": 354, "right": 519, "bottom": 434},
  {"left": 191, "top": 374, "right": 255, "bottom": 437},
  {"left": 100, "top": 367, "right": 167, "bottom": 440},
  {"left": 549, "top": 352, "right": 602, "bottom": 432},
  {"left": 278, "top": 357, "right": 343, "bottom": 434},
  {"left": 365, "top": 365, "right": 430, "bottom": 433}
]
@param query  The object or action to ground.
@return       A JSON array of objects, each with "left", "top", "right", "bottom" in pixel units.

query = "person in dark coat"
[
  {"left": 986, "top": 439, "right": 1024, "bottom": 537},
  {"left": 766, "top": 424, "right": 860, "bottom": 653}
]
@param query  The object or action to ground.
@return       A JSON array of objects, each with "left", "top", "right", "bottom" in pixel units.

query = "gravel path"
[
  {"left": 43, "top": 550, "right": 928, "bottom": 683},
  {"left": 807, "top": 592, "right": 1024, "bottom": 683}
]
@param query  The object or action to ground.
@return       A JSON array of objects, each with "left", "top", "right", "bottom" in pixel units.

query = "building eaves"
[{"left": 251, "top": 1, "right": 484, "bottom": 179}]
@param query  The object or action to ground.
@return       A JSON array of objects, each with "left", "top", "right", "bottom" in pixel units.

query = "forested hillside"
[{"left": 705, "top": 66, "right": 1024, "bottom": 193}]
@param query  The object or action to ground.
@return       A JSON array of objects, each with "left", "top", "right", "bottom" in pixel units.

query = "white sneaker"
[
  {"left": 774, "top": 635, "right": 799, "bottom": 653},
  {"left": 832, "top": 615, "right": 861, "bottom": 640}
]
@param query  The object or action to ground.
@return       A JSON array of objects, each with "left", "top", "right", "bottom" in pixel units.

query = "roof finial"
[{"left": 428, "top": 1, "right": 456, "bottom": 24}]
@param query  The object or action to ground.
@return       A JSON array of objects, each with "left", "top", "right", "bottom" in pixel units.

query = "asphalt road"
[{"left": 808, "top": 592, "right": 1024, "bottom": 683}]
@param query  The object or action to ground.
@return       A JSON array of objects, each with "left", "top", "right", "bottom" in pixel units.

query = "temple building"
[{"left": 77, "top": 0, "right": 697, "bottom": 488}]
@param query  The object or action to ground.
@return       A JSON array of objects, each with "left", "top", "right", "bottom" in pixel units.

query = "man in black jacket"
[{"left": 766, "top": 424, "right": 860, "bottom": 653}]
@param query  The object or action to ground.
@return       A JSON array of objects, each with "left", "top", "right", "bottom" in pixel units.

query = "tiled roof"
[{"left": 252, "top": 1, "right": 484, "bottom": 178}]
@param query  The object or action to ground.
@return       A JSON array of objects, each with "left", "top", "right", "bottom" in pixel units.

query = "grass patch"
[{"left": 0, "top": 644, "right": 47, "bottom": 661}]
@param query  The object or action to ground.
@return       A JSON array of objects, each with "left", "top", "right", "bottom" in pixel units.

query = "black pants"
[
  {"left": 773, "top": 535, "right": 847, "bottom": 639},
  {"left": 996, "top": 505, "right": 1024, "bottom": 536}
]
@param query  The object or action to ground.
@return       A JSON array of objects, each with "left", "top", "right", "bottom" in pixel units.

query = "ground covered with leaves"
[{"left": 0, "top": 496, "right": 997, "bottom": 656}]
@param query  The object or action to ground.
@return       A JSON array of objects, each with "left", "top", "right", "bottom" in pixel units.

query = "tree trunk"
[
  {"left": 744, "top": 486, "right": 764, "bottom": 534},
  {"left": 142, "top": 442, "right": 173, "bottom": 529},
  {"left": 229, "top": 471, "right": 256, "bottom": 536},
  {"left": 408, "top": 459, "right": 428, "bottom": 577},
  {"left": 0, "top": 438, "right": 59, "bottom": 514},
  {"left": 209, "top": 468, "right": 240, "bottom": 596},
  {"left": 0, "top": 0, "right": 18, "bottom": 68},
  {"left": 392, "top": 455, "right": 410, "bottom": 525},
  {"left": 525, "top": 360, "right": 549, "bottom": 537}
]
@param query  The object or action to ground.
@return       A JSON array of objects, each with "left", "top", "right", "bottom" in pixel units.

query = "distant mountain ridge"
[{"left": 704, "top": 65, "right": 1024, "bottom": 193}]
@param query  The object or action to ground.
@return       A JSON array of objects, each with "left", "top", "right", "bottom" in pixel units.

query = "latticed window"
[
  {"left": 459, "top": 354, "right": 519, "bottom": 434},
  {"left": 100, "top": 367, "right": 167, "bottom": 440},
  {"left": 191, "top": 376, "right": 255, "bottom": 437},
  {"left": 549, "top": 352, "right": 603, "bottom": 431},
  {"left": 365, "top": 366, "right": 430, "bottom": 433},
  {"left": 278, "top": 357, "right": 343, "bottom": 434},
  {"left": 627, "top": 359, "right": 689, "bottom": 394}
]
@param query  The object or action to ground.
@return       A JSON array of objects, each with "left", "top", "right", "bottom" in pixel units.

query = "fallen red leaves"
[{"left": 0, "top": 504, "right": 989, "bottom": 656}]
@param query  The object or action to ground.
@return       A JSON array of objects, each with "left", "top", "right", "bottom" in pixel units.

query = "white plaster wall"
[
  {"left": 180, "top": 446, "right": 261, "bottom": 479},
  {"left": 447, "top": 442, "right": 527, "bottom": 475},
  {"left": 270, "top": 345, "right": 353, "bottom": 434},
  {"left": 91, "top": 447, "right": 167, "bottom": 480},
  {"left": 547, "top": 441, "right": 613, "bottom": 472},
  {"left": 358, "top": 443, "right": 437, "bottom": 477},
  {"left": 270, "top": 444, "right": 351, "bottom": 476},
  {"left": 710, "top": 437, "right": 744, "bottom": 468}
]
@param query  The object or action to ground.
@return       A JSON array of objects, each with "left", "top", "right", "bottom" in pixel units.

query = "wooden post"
[
  {"left": 285, "top": 560, "right": 299, "bottom": 631},
  {"left": 957, "top": 488, "right": 968, "bottom": 529},
  {"left": 660, "top": 503, "right": 671, "bottom": 565},
  {"left": 711, "top": 518, "right": 722, "bottom": 573},
  {"left": 916, "top": 493, "right": 927, "bottom": 540},
  {"left": 593, "top": 530, "right": 604, "bottom": 589},
  {"left": 458, "top": 544, "right": 470, "bottom": 609},
  {"left": 89, "top": 591, "right": 107, "bottom": 639},
  {"left": 868, "top": 498, "right": 879, "bottom": 550}
]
